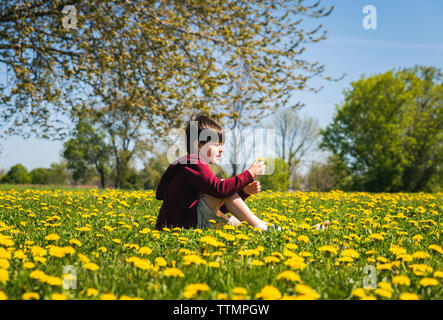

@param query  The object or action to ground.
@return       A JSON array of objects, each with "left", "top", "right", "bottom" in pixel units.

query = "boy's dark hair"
[{"left": 185, "top": 113, "right": 224, "bottom": 155}]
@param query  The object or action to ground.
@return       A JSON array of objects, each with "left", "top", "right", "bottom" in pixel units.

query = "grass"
[{"left": 0, "top": 186, "right": 442, "bottom": 300}]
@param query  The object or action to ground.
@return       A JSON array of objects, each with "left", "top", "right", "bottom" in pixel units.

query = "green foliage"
[
  {"left": 259, "top": 158, "right": 289, "bottom": 192},
  {"left": 30, "top": 168, "right": 50, "bottom": 185},
  {"left": 139, "top": 153, "right": 171, "bottom": 190},
  {"left": 305, "top": 162, "right": 335, "bottom": 192},
  {"left": 0, "top": 164, "right": 31, "bottom": 184},
  {"left": 63, "top": 120, "right": 110, "bottom": 188},
  {"left": 1, "top": 0, "right": 333, "bottom": 141},
  {"left": 321, "top": 66, "right": 443, "bottom": 192},
  {"left": 304, "top": 155, "right": 352, "bottom": 191},
  {"left": 120, "top": 167, "right": 146, "bottom": 191},
  {"left": 46, "top": 162, "right": 69, "bottom": 185}
]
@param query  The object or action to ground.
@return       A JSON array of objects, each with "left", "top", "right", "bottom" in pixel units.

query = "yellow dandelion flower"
[
  {"left": 338, "top": 256, "right": 354, "bottom": 263},
  {"left": 0, "top": 268, "right": 8, "bottom": 283},
  {"left": 264, "top": 256, "right": 280, "bottom": 264},
  {"left": 396, "top": 254, "right": 413, "bottom": 262},
  {"left": 83, "top": 263, "right": 99, "bottom": 271},
  {"left": 232, "top": 287, "right": 247, "bottom": 295},
  {"left": 51, "top": 293, "right": 68, "bottom": 300},
  {"left": 255, "top": 285, "right": 282, "bottom": 300},
  {"left": 98, "top": 247, "right": 107, "bottom": 253},
  {"left": 410, "top": 264, "right": 433, "bottom": 276},
  {"left": 276, "top": 271, "right": 301, "bottom": 282},
  {"left": 87, "top": 288, "right": 99, "bottom": 296},
  {"left": 139, "top": 227, "right": 151, "bottom": 234},
  {"left": 374, "top": 288, "right": 392, "bottom": 299},
  {"left": 119, "top": 295, "right": 143, "bottom": 300},
  {"left": 419, "top": 277, "right": 438, "bottom": 287},
  {"left": 429, "top": 244, "right": 443, "bottom": 254},
  {"left": 69, "top": 239, "right": 82, "bottom": 247},
  {"left": 208, "top": 262, "right": 220, "bottom": 268},
  {"left": 399, "top": 293, "right": 419, "bottom": 300},
  {"left": 0, "top": 234, "right": 13, "bottom": 247},
  {"left": 295, "top": 284, "right": 320, "bottom": 300},
  {"left": 22, "top": 292, "right": 40, "bottom": 300},
  {"left": 78, "top": 253, "right": 90, "bottom": 264},
  {"left": 45, "top": 233, "right": 60, "bottom": 241},
  {"left": 183, "top": 254, "right": 207, "bottom": 265},
  {"left": 376, "top": 263, "right": 392, "bottom": 271},
  {"left": 100, "top": 293, "right": 117, "bottom": 300},
  {"left": 297, "top": 235, "right": 309, "bottom": 243},
  {"left": 34, "top": 256, "right": 46, "bottom": 264},
  {"left": 30, "top": 246, "right": 47, "bottom": 257},
  {"left": 139, "top": 247, "right": 153, "bottom": 255},
  {"left": 360, "top": 295, "right": 377, "bottom": 300},
  {"left": 251, "top": 260, "right": 265, "bottom": 266},
  {"left": 286, "top": 243, "right": 298, "bottom": 250},
  {"left": 0, "top": 259, "right": 10, "bottom": 269},
  {"left": 389, "top": 244, "right": 406, "bottom": 256},
  {"left": 0, "top": 248, "right": 11, "bottom": 259},
  {"left": 155, "top": 257, "right": 167, "bottom": 267},
  {"left": 341, "top": 249, "right": 360, "bottom": 258},
  {"left": 183, "top": 283, "right": 210, "bottom": 299},
  {"left": 351, "top": 288, "right": 367, "bottom": 299},
  {"left": 412, "top": 251, "right": 430, "bottom": 259},
  {"left": 318, "top": 245, "right": 339, "bottom": 255},
  {"left": 133, "top": 258, "right": 153, "bottom": 270},
  {"left": 369, "top": 233, "right": 384, "bottom": 241},
  {"left": 217, "top": 293, "right": 228, "bottom": 300},
  {"left": 392, "top": 276, "right": 410, "bottom": 286},
  {"left": 163, "top": 267, "right": 184, "bottom": 278},
  {"left": 14, "top": 250, "right": 27, "bottom": 261},
  {"left": 281, "top": 295, "right": 297, "bottom": 300}
]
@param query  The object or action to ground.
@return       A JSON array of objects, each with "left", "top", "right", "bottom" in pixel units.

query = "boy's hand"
[
  {"left": 243, "top": 181, "right": 261, "bottom": 195},
  {"left": 248, "top": 159, "right": 266, "bottom": 178}
]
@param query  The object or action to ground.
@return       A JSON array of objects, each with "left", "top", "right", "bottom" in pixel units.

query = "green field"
[{"left": 0, "top": 185, "right": 442, "bottom": 300}]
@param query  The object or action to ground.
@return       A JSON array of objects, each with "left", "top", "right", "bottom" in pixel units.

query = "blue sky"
[{"left": 1, "top": 0, "right": 443, "bottom": 171}]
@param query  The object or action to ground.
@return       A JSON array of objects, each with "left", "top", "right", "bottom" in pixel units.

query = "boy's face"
[{"left": 199, "top": 141, "right": 223, "bottom": 164}]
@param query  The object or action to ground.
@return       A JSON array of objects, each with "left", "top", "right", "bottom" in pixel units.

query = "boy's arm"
[{"left": 181, "top": 160, "right": 254, "bottom": 199}]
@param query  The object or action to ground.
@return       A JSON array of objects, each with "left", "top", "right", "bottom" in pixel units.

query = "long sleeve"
[{"left": 181, "top": 160, "right": 254, "bottom": 199}]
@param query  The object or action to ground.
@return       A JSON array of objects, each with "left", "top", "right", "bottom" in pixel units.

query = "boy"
[{"left": 154, "top": 113, "right": 270, "bottom": 231}]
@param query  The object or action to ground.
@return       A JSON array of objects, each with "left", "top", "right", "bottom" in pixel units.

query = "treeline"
[{"left": 0, "top": 163, "right": 68, "bottom": 186}]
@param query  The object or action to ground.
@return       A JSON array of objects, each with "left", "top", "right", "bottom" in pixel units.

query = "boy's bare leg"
[{"left": 202, "top": 193, "right": 261, "bottom": 227}]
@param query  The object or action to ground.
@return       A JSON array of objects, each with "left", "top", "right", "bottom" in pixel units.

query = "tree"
[
  {"left": 0, "top": 164, "right": 32, "bottom": 184},
  {"left": 139, "top": 152, "right": 170, "bottom": 190},
  {"left": 258, "top": 157, "right": 289, "bottom": 192},
  {"left": 269, "top": 109, "right": 320, "bottom": 187},
  {"left": 1, "top": 0, "right": 335, "bottom": 143},
  {"left": 63, "top": 119, "right": 110, "bottom": 188},
  {"left": 303, "top": 155, "right": 352, "bottom": 191},
  {"left": 46, "top": 161, "right": 68, "bottom": 185},
  {"left": 321, "top": 66, "right": 443, "bottom": 192},
  {"left": 304, "top": 162, "right": 333, "bottom": 191},
  {"left": 30, "top": 167, "right": 50, "bottom": 184}
]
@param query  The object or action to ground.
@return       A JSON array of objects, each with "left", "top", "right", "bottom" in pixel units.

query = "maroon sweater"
[{"left": 154, "top": 154, "right": 254, "bottom": 230}]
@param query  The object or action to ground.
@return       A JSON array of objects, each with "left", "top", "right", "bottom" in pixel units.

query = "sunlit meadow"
[{"left": 0, "top": 185, "right": 441, "bottom": 300}]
